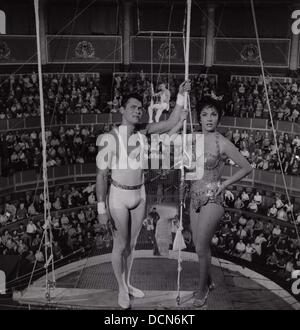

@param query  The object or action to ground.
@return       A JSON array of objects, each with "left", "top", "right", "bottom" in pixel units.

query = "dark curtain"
[
  {"left": 47, "top": 3, "right": 119, "bottom": 35},
  {"left": 137, "top": 3, "right": 204, "bottom": 36},
  {"left": 216, "top": 4, "right": 291, "bottom": 38},
  {"left": 1, "top": 2, "right": 35, "bottom": 35}
]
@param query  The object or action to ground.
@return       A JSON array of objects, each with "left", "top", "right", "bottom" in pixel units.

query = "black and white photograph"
[{"left": 0, "top": 0, "right": 300, "bottom": 317}]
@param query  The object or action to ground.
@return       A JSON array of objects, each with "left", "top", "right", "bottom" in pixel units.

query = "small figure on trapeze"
[{"left": 148, "top": 83, "right": 171, "bottom": 123}]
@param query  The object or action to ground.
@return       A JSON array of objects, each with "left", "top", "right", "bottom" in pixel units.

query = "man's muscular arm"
[{"left": 95, "top": 133, "right": 114, "bottom": 223}]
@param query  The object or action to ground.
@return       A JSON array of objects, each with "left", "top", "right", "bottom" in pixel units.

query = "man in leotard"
[
  {"left": 96, "top": 82, "right": 188, "bottom": 309},
  {"left": 148, "top": 83, "right": 171, "bottom": 123}
]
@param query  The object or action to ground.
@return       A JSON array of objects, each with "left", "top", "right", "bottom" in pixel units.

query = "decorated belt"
[{"left": 111, "top": 179, "right": 144, "bottom": 190}]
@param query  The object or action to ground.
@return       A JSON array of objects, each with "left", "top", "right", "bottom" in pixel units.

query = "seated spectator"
[
  {"left": 245, "top": 217, "right": 255, "bottom": 234},
  {"left": 275, "top": 196, "right": 284, "bottom": 210},
  {"left": 285, "top": 258, "right": 295, "bottom": 281},
  {"left": 272, "top": 225, "right": 282, "bottom": 237},
  {"left": 223, "top": 211, "right": 232, "bottom": 224},
  {"left": 248, "top": 199, "right": 258, "bottom": 213},
  {"left": 235, "top": 239, "right": 246, "bottom": 256},
  {"left": 253, "top": 220, "right": 264, "bottom": 236},
  {"left": 82, "top": 182, "right": 95, "bottom": 196},
  {"left": 241, "top": 190, "right": 250, "bottom": 205},
  {"left": 268, "top": 204, "right": 277, "bottom": 217},
  {"left": 28, "top": 202, "right": 38, "bottom": 216},
  {"left": 234, "top": 196, "right": 244, "bottom": 209},
  {"left": 211, "top": 234, "right": 219, "bottom": 248},
  {"left": 224, "top": 189, "right": 235, "bottom": 207},
  {"left": 266, "top": 252, "right": 279, "bottom": 271},
  {"left": 61, "top": 213, "right": 69, "bottom": 228},
  {"left": 35, "top": 250, "right": 45, "bottom": 265},
  {"left": 53, "top": 197, "right": 62, "bottom": 210},
  {"left": 220, "top": 223, "right": 231, "bottom": 238},
  {"left": 253, "top": 191, "right": 262, "bottom": 206},
  {"left": 0, "top": 211, "right": 9, "bottom": 226},
  {"left": 16, "top": 203, "right": 28, "bottom": 220},
  {"left": 237, "top": 225, "right": 247, "bottom": 239},
  {"left": 77, "top": 210, "right": 86, "bottom": 224},
  {"left": 26, "top": 219, "right": 37, "bottom": 245},
  {"left": 238, "top": 215, "right": 247, "bottom": 227},
  {"left": 253, "top": 233, "right": 267, "bottom": 256},
  {"left": 276, "top": 207, "right": 288, "bottom": 222},
  {"left": 241, "top": 243, "right": 256, "bottom": 262},
  {"left": 88, "top": 192, "right": 96, "bottom": 205},
  {"left": 5, "top": 202, "right": 16, "bottom": 221}
]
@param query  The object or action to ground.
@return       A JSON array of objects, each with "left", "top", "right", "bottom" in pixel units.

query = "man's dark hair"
[{"left": 121, "top": 93, "right": 143, "bottom": 109}]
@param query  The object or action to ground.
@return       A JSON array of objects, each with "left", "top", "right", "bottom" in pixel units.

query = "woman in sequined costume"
[{"left": 190, "top": 96, "right": 253, "bottom": 308}]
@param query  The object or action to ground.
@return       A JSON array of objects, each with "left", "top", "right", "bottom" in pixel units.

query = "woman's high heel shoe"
[
  {"left": 118, "top": 291, "right": 131, "bottom": 309},
  {"left": 193, "top": 288, "right": 209, "bottom": 309}
]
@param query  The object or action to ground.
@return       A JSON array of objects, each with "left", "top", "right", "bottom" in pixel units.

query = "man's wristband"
[
  {"left": 97, "top": 202, "right": 107, "bottom": 214},
  {"left": 176, "top": 93, "right": 185, "bottom": 106}
]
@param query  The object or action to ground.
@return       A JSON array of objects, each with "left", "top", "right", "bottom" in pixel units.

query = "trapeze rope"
[{"left": 250, "top": 0, "right": 300, "bottom": 244}]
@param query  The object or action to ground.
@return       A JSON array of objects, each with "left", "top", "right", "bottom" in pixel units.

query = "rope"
[
  {"left": 176, "top": 0, "right": 192, "bottom": 306},
  {"left": 33, "top": 0, "right": 55, "bottom": 301},
  {"left": 250, "top": 0, "right": 300, "bottom": 244},
  {"left": 156, "top": 4, "right": 174, "bottom": 87}
]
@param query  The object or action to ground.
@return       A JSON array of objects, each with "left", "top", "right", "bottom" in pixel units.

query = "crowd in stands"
[
  {"left": 0, "top": 125, "right": 100, "bottom": 175},
  {"left": 222, "top": 128, "right": 300, "bottom": 176},
  {"left": 0, "top": 182, "right": 114, "bottom": 277},
  {"left": 1, "top": 178, "right": 300, "bottom": 289},
  {"left": 1, "top": 72, "right": 300, "bottom": 124},
  {"left": 226, "top": 76, "right": 300, "bottom": 122},
  {"left": 111, "top": 72, "right": 217, "bottom": 113},
  {"left": 0, "top": 72, "right": 109, "bottom": 120},
  {"left": 222, "top": 186, "right": 300, "bottom": 226},
  {"left": 1, "top": 122, "right": 300, "bottom": 178},
  {"left": 209, "top": 185, "right": 300, "bottom": 282},
  {"left": 212, "top": 210, "right": 300, "bottom": 282}
]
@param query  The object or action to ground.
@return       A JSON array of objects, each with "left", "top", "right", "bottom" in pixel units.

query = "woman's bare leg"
[{"left": 190, "top": 203, "right": 224, "bottom": 298}]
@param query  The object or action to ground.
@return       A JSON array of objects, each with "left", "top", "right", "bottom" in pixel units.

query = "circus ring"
[{"left": 14, "top": 250, "right": 300, "bottom": 310}]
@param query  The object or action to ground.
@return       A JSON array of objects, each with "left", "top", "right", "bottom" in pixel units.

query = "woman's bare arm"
[{"left": 220, "top": 134, "right": 253, "bottom": 189}]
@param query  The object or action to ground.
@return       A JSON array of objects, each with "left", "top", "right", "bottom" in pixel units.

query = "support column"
[
  {"left": 205, "top": 5, "right": 216, "bottom": 67},
  {"left": 290, "top": 32, "right": 299, "bottom": 71},
  {"left": 123, "top": 1, "right": 132, "bottom": 67},
  {"left": 38, "top": 0, "right": 47, "bottom": 65}
]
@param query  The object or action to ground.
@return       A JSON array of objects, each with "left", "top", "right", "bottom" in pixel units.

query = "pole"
[
  {"left": 33, "top": 0, "right": 55, "bottom": 301},
  {"left": 176, "top": 0, "right": 191, "bottom": 305}
]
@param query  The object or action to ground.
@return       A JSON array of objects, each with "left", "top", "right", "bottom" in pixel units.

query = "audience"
[{"left": 0, "top": 72, "right": 106, "bottom": 119}]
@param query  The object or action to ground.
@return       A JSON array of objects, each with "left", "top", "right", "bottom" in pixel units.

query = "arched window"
[{"left": 0, "top": 10, "right": 6, "bottom": 34}]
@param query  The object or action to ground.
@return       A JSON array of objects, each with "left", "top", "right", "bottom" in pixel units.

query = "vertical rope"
[
  {"left": 176, "top": 0, "right": 192, "bottom": 306},
  {"left": 150, "top": 32, "right": 153, "bottom": 86},
  {"left": 168, "top": 32, "right": 172, "bottom": 89},
  {"left": 33, "top": 0, "right": 55, "bottom": 301}
]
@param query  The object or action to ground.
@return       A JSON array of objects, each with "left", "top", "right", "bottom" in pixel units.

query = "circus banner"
[
  {"left": 131, "top": 36, "right": 205, "bottom": 65},
  {"left": 0, "top": 36, "right": 37, "bottom": 64},
  {"left": 214, "top": 38, "right": 290, "bottom": 67},
  {"left": 47, "top": 36, "right": 122, "bottom": 63}
]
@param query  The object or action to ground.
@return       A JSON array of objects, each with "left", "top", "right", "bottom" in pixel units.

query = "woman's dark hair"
[
  {"left": 196, "top": 95, "right": 223, "bottom": 123},
  {"left": 121, "top": 93, "right": 143, "bottom": 108}
]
